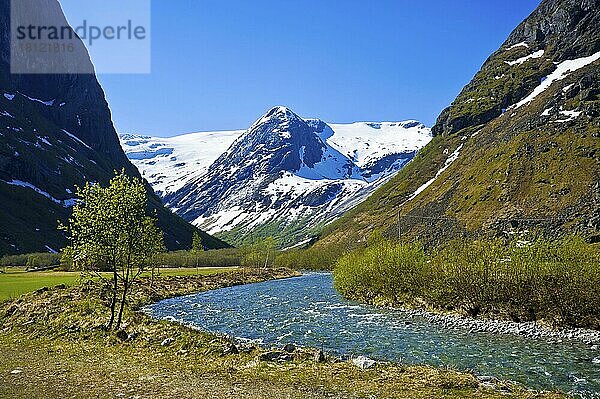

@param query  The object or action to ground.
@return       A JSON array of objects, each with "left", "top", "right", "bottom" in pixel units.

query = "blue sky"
[{"left": 65, "top": 1, "right": 541, "bottom": 137}]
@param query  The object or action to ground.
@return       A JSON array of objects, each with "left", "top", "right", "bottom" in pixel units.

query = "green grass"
[
  {"left": 0, "top": 268, "right": 82, "bottom": 301},
  {"left": 0, "top": 266, "right": 238, "bottom": 302}
]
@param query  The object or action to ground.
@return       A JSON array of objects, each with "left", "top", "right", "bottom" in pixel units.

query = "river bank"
[
  {"left": 395, "top": 307, "right": 600, "bottom": 346},
  {"left": 0, "top": 268, "right": 564, "bottom": 398},
  {"left": 144, "top": 272, "right": 599, "bottom": 398}
]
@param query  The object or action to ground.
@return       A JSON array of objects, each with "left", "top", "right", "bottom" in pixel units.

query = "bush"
[
  {"left": 0, "top": 254, "right": 29, "bottom": 267},
  {"left": 152, "top": 248, "right": 243, "bottom": 268},
  {"left": 26, "top": 253, "right": 61, "bottom": 269},
  {"left": 274, "top": 244, "right": 349, "bottom": 270},
  {"left": 333, "top": 237, "right": 600, "bottom": 328}
]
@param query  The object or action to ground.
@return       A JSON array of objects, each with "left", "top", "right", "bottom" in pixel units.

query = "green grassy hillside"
[{"left": 314, "top": 0, "right": 600, "bottom": 256}]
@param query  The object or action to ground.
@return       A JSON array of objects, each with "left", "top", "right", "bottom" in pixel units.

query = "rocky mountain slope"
[
  {"left": 315, "top": 0, "right": 600, "bottom": 253},
  {"left": 0, "top": 0, "right": 228, "bottom": 255},
  {"left": 122, "top": 107, "right": 431, "bottom": 247}
]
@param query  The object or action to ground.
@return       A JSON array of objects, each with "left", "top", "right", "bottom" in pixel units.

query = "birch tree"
[{"left": 60, "top": 171, "right": 165, "bottom": 330}]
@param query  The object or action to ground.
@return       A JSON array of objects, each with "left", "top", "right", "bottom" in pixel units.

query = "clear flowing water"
[{"left": 145, "top": 273, "right": 600, "bottom": 398}]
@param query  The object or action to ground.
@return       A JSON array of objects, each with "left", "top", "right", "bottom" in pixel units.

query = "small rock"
[
  {"left": 314, "top": 350, "right": 326, "bottom": 363},
  {"left": 116, "top": 330, "right": 129, "bottom": 341},
  {"left": 258, "top": 351, "right": 292, "bottom": 362},
  {"left": 54, "top": 284, "right": 67, "bottom": 290},
  {"left": 477, "top": 375, "right": 499, "bottom": 383},
  {"left": 352, "top": 356, "right": 376, "bottom": 369},
  {"left": 592, "top": 357, "right": 600, "bottom": 365},
  {"left": 222, "top": 343, "right": 239, "bottom": 355},
  {"left": 34, "top": 287, "right": 49, "bottom": 294},
  {"left": 161, "top": 338, "right": 174, "bottom": 347},
  {"left": 238, "top": 343, "right": 256, "bottom": 353},
  {"left": 66, "top": 324, "right": 81, "bottom": 333},
  {"left": 5, "top": 305, "right": 18, "bottom": 317},
  {"left": 10, "top": 369, "right": 22, "bottom": 374},
  {"left": 283, "top": 343, "right": 296, "bottom": 353},
  {"left": 244, "top": 359, "right": 259, "bottom": 369}
]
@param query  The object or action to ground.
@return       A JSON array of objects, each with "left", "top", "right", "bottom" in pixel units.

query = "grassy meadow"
[{"left": 0, "top": 266, "right": 238, "bottom": 302}]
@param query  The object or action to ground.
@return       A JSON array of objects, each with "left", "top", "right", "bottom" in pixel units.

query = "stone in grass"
[
  {"left": 352, "top": 356, "right": 376, "bottom": 369},
  {"left": 161, "top": 338, "right": 175, "bottom": 347},
  {"left": 283, "top": 343, "right": 296, "bottom": 353},
  {"left": 237, "top": 343, "right": 257, "bottom": 353},
  {"left": 10, "top": 369, "right": 22, "bottom": 374},
  {"left": 258, "top": 351, "right": 293, "bottom": 362},
  {"left": 116, "top": 330, "right": 129, "bottom": 341},
  {"left": 314, "top": 350, "right": 326, "bottom": 363},
  {"left": 222, "top": 342, "right": 239, "bottom": 356},
  {"left": 477, "top": 375, "right": 500, "bottom": 384}
]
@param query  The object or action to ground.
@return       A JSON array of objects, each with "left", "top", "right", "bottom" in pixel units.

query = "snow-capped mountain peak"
[
  {"left": 253, "top": 105, "right": 297, "bottom": 122},
  {"left": 121, "top": 106, "right": 433, "bottom": 247}
]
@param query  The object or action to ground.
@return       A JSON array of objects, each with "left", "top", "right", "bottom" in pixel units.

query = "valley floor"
[{"left": 0, "top": 268, "right": 564, "bottom": 399}]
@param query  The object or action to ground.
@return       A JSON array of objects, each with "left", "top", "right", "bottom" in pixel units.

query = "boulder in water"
[
  {"left": 222, "top": 343, "right": 239, "bottom": 356},
  {"left": 314, "top": 350, "right": 326, "bottom": 363}
]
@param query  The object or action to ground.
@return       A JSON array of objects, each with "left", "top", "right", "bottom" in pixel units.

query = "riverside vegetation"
[
  {"left": 333, "top": 236, "right": 600, "bottom": 329},
  {"left": 0, "top": 267, "right": 565, "bottom": 399}
]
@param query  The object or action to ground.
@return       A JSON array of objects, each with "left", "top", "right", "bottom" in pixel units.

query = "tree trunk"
[
  {"left": 116, "top": 266, "right": 131, "bottom": 330},
  {"left": 107, "top": 270, "right": 118, "bottom": 330},
  {"left": 116, "top": 279, "right": 128, "bottom": 330}
]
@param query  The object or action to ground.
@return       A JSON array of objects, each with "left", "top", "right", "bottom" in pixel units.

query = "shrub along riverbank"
[
  {"left": 0, "top": 268, "right": 564, "bottom": 398},
  {"left": 334, "top": 237, "right": 600, "bottom": 329}
]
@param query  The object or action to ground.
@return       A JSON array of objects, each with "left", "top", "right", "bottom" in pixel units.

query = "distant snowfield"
[
  {"left": 121, "top": 120, "right": 431, "bottom": 197},
  {"left": 326, "top": 121, "right": 430, "bottom": 169},
  {"left": 120, "top": 130, "right": 244, "bottom": 196}
]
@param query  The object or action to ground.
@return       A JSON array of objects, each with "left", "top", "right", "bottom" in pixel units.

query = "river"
[{"left": 144, "top": 273, "right": 600, "bottom": 398}]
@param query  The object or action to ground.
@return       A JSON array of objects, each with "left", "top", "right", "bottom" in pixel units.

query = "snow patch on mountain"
[
  {"left": 407, "top": 143, "right": 464, "bottom": 202},
  {"left": 505, "top": 49, "right": 544, "bottom": 66},
  {"left": 3, "top": 179, "right": 76, "bottom": 207},
  {"left": 62, "top": 129, "right": 92, "bottom": 150},
  {"left": 506, "top": 42, "right": 529, "bottom": 51},
  {"left": 512, "top": 50, "right": 600, "bottom": 109}
]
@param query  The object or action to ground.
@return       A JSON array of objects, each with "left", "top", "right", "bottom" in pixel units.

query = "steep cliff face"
[
  {"left": 317, "top": 0, "right": 600, "bottom": 251},
  {"left": 0, "top": 0, "right": 228, "bottom": 254}
]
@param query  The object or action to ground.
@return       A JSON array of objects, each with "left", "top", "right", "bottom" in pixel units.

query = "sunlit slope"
[{"left": 316, "top": 0, "right": 600, "bottom": 252}]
